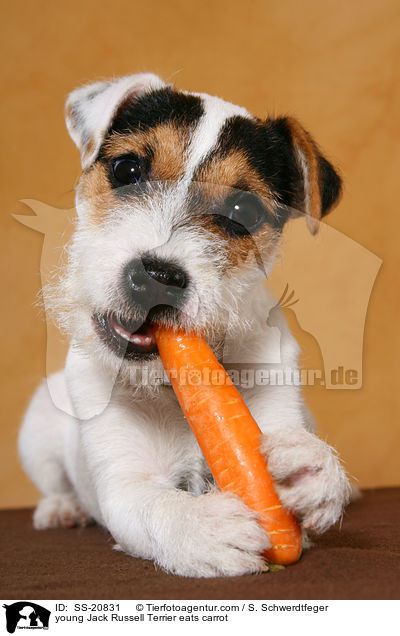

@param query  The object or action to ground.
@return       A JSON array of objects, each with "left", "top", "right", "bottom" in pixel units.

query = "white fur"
[
  {"left": 19, "top": 74, "right": 351, "bottom": 577},
  {"left": 183, "top": 91, "right": 251, "bottom": 179}
]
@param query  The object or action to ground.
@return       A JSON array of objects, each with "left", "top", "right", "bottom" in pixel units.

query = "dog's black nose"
[
  {"left": 141, "top": 256, "right": 187, "bottom": 289},
  {"left": 123, "top": 256, "right": 189, "bottom": 311}
]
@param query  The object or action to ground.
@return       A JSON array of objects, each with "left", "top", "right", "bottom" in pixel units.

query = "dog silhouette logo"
[{"left": 2, "top": 602, "right": 50, "bottom": 633}]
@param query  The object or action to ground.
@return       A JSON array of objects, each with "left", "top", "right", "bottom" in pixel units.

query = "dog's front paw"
[
  {"left": 159, "top": 490, "right": 270, "bottom": 577},
  {"left": 261, "top": 428, "right": 352, "bottom": 534},
  {"left": 33, "top": 493, "right": 92, "bottom": 529}
]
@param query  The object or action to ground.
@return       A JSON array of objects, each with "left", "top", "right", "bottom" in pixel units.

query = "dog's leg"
[
  {"left": 106, "top": 484, "right": 270, "bottom": 577},
  {"left": 74, "top": 401, "right": 268, "bottom": 577},
  {"left": 249, "top": 385, "right": 352, "bottom": 534},
  {"left": 61, "top": 346, "right": 269, "bottom": 576},
  {"left": 261, "top": 423, "right": 352, "bottom": 533},
  {"left": 18, "top": 371, "right": 91, "bottom": 529},
  {"left": 32, "top": 494, "right": 91, "bottom": 530},
  {"left": 232, "top": 296, "right": 352, "bottom": 535}
]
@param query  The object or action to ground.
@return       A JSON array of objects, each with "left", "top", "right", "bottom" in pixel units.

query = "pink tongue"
[{"left": 110, "top": 315, "right": 156, "bottom": 346}]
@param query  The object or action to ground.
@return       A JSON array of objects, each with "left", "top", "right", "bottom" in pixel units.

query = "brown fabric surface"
[{"left": 0, "top": 488, "right": 399, "bottom": 600}]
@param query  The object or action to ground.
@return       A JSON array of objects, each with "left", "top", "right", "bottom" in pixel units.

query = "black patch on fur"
[
  {"left": 96, "top": 87, "right": 203, "bottom": 167},
  {"left": 317, "top": 154, "right": 342, "bottom": 216},
  {"left": 277, "top": 116, "right": 342, "bottom": 218},
  {"left": 104, "top": 87, "right": 203, "bottom": 139},
  {"left": 200, "top": 115, "right": 341, "bottom": 228},
  {"left": 197, "top": 116, "right": 298, "bottom": 229}
]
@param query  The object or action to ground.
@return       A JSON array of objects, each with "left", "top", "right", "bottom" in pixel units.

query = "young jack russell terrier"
[{"left": 19, "top": 73, "right": 351, "bottom": 577}]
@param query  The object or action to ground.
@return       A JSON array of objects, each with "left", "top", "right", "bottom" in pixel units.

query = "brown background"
[{"left": 1, "top": 0, "right": 399, "bottom": 509}]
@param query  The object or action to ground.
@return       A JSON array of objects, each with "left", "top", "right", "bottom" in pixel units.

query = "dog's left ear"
[
  {"left": 65, "top": 73, "right": 166, "bottom": 169},
  {"left": 279, "top": 116, "right": 342, "bottom": 234}
]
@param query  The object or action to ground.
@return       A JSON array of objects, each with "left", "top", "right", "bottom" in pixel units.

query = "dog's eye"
[
  {"left": 112, "top": 156, "right": 142, "bottom": 185},
  {"left": 214, "top": 193, "right": 268, "bottom": 237},
  {"left": 229, "top": 194, "right": 266, "bottom": 230}
]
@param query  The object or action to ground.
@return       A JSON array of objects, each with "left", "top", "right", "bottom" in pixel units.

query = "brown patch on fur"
[
  {"left": 216, "top": 220, "right": 278, "bottom": 270},
  {"left": 101, "top": 131, "right": 149, "bottom": 157},
  {"left": 77, "top": 163, "right": 117, "bottom": 225},
  {"left": 101, "top": 123, "right": 187, "bottom": 182},
  {"left": 84, "top": 137, "right": 96, "bottom": 160},
  {"left": 194, "top": 150, "right": 274, "bottom": 203},
  {"left": 284, "top": 117, "right": 322, "bottom": 234},
  {"left": 187, "top": 189, "right": 279, "bottom": 270},
  {"left": 190, "top": 149, "right": 280, "bottom": 267},
  {"left": 150, "top": 125, "right": 187, "bottom": 181},
  {"left": 77, "top": 123, "right": 190, "bottom": 224}
]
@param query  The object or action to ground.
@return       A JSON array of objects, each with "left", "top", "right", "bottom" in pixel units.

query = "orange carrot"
[{"left": 153, "top": 326, "right": 302, "bottom": 565}]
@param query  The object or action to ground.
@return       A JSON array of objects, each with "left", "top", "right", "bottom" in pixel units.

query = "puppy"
[{"left": 19, "top": 73, "right": 351, "bottom": 577}]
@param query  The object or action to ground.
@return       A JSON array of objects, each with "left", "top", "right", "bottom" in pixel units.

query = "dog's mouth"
[{"left": 93, "top": 311, "right": 159, "bottom": 360}]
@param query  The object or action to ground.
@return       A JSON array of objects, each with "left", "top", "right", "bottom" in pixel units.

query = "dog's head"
[{"left": 60, "top": 73, "right": 341, "bottom": 378}]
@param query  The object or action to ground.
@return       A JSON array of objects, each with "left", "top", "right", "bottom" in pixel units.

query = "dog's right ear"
[
  {"left": 275, "top": 116, "right": 342, "bottom": 234},
  {"left": 65, "top": 73, "right": 166, "bottom": 170}
]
